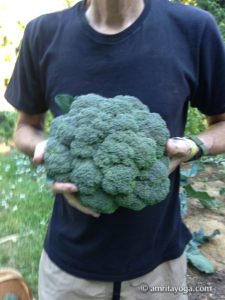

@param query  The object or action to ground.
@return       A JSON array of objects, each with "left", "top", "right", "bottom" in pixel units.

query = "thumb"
[
  {"left": 166, "top": 137, "right": 192, "bottom": 159},
  {"left": 33, "top": 140, "right": 47, "bottom": 165}
]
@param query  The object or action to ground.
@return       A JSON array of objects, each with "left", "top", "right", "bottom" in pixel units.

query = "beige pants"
[{"left": 38, "top": 250, "right": 188, "bottom": 300}]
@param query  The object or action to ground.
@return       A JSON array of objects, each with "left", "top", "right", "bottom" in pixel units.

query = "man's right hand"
[
  {"left": 33, "top": 140, "right": 48, "bottom": 164},
  {"left": 33, "top": 140, "right": 100, "bottom": 218}
]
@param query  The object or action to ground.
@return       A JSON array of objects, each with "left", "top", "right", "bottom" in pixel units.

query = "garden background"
[{"left": 0, "top": 0, "right": 225, "bottom": 299}]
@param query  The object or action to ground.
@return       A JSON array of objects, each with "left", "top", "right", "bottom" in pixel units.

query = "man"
[{"left": 5, "top": 0, "right": 225, "bottom": 299}]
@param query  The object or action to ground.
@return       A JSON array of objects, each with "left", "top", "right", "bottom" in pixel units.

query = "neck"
[{"left": 85, "top": 0, "right": 145, "bottom": 35}]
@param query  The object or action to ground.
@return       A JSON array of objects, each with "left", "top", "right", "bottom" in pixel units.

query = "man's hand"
[
  {"left": 166, "top": 137, "right": 197, "bottom": 174},
  {"left": 50, "top": 182, "right": 100, "bottom": 218},
  {"left": 33, "top": 140, "right": 100, "bottom": 218},
  {"left": 33, "top": 140, "right": 48, "bottom": 164},
  {"left": 166, "top": 113, "right": 225, "bottom": 174}
]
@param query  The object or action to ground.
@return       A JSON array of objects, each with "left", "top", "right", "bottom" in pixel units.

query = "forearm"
[
  {"left": 167, "top": 115, "right": 225, "bottom": 173},
  {"left": 13, "top": 111, "right": 46, "bottom": 157},
  {"left": 197, "top": 120, "right": 225, "bottom": 155},
  {"left": 14, "top": 125, "right": 46, "bottom": 157}
]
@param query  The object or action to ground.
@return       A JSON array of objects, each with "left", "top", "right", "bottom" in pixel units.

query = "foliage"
[
  {"left": 64, "top": 0, "right": 76, "bottom": 7},
  {"left": 0, "top": 150, "right": 53, "bottom": 297},
  {"left": 175, "top": 0, "right": 225, "bottom": 39},
  {"left": 185, "top": 106, "right": 207, "bottom": 135},
  {"left": 185, "top": 184, "right": 220, "bottom": 209},
  {"left": 0, "top": 111, "right": 17, "bottom": 144},
  {"left": 0, "top": 21, "right": 25, "bottom": 90},
  {"left": 180, "top": 162, "right": 222, "bottom": 273},
  {"left": 0, "top": 110, "right": 53, "bottom": 144},
  {"left": 44, "top": 110, "right": 54, "bottom": 134},
  {"left": 201, "top": 153, "right": 225, "bottom": 166},
  {"left": 180, "top": 162, "right": 221, "bottom": 213},
  {"left": 195, "top": 0, "right": 225, "bottom": 38},
  {"left": 45, "top": 93, "right": 170, "bottom": 213},
  {"left": 186, "top": 228, "right": 220, "bottom": 273}
]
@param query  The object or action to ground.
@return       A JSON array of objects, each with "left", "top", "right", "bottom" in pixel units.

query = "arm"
[
  {"left": 14, "top": 111, "right": 100, "bottom": 218},
  {"left": 14, "top": 111, "right": 46, "bottom": 157},
  {"left": 166, "top": 112, "right": 225, "bottom": 173},
  {"left": 197, "top": 112, "right": 225, "bottom": 155}
]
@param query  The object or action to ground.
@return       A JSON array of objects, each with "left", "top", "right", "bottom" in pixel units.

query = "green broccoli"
[
  {"left": 44, "top": 93, "right": 170, "bottom": 214},
  {"left": 44, "top": 137, "right": 73, "bottom": 177},
  {"left": 70, "top": 160, "right": 102, "bottom": 195}
]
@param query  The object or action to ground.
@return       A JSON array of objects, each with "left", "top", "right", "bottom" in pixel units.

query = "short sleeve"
[
  {"left": 191, "top": 14, "right": 225, "bottom": 116},
  {"left": 4, "top": 22, "right": 48, "bottom": 114}
]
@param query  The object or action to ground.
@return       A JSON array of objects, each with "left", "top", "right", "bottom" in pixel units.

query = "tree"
[{"left": 174, "top": 0, "right": 225, "bottom": 39}]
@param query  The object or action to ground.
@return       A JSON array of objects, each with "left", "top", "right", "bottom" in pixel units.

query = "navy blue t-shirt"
[{"left": 5, "top": 0, "right": 225, "bottom": 281}]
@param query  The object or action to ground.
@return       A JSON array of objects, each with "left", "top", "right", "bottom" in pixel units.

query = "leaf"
[
  {"left": 180, "top": 178, "right": 189, "bottom": 187},
  {"left": 179, "top": 192, "right": 188, "bottom": 218},
  {"left": 181, "top": 161, "right": 203, "bottom": 179},
  {"left": 219, "top": 187, "right": 225, "bottom": 196},
  {"left": 185, "top": 228, "right": 220, "bottom": 274},
  {"left": 186, "top": 243, "right": 215, "bottom": 273},
  {"left": 55, "top": 94, "right": 74, "bottom": 113},
  {"left": 186, "top": 242, "right": 215, "bottom": 273},
  {"left": 192, "top": 228, "right": 220, "bottom": 247},
  {"left": 185, "top": 184, "right": 219, "bottom": 209}
]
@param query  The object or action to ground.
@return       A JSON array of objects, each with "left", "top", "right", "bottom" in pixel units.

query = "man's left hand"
[{"left": 166, "top": 137, "right": 196, "bottom": 174}]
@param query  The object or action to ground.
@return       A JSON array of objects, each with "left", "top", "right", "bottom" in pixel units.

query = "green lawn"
[{"left": 0, "top": 149, "right": 53, "bottom": 297}]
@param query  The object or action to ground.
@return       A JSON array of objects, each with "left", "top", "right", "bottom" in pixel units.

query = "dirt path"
[{"left": 184, "top": 164, "right": 225, "bottom": 299}]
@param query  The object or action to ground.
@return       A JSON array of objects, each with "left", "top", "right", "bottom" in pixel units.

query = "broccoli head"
[{"left": 44, "top": 94, "right": 170, "bottom": 213}]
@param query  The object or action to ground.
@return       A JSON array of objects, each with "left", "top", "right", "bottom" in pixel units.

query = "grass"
[{"left": 0, "top": 149, "right": 53, "bottom": 298}]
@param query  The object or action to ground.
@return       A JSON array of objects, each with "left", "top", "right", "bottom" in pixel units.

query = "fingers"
[
  {"left": 34, "top": 140, "right": 100, "bottom": 218},
  {"left": 64, "top": 192, "right": 100, "bottom": 218},
  {"left": 33, "top": 140, "right": 48, "bottom": 165},
  {"left": 168, "top": 157, "right": 182, "bottom": 174},
  {"left": 49, "top": 182, "right": 100, "bottom": 218},
  {"left": 166, "top": 138, "right": 191, "bottom": 158},
  {"left": 51, "top": 182, "right": 78, "bottom": 193},
  {"left": 166, "top": 137, "right": 194, "bottom": 174}
]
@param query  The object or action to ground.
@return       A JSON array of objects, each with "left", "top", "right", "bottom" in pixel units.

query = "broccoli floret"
[
  {"left": 114, "top": 95, "right": 149, "bottom": 112},
  {"left": 92, "top": 112, "right": 113, "bottom": 132},
  {"left": 135, "top": 111, "right": 170, "bottom": 157},
  {"left": 137, "top": 160, "right": 169, "bottom": 182},
  {"left": 108, "top": 114, "right": 139, "bottom": 133},
  {"left": 70, "top": 160, "right": 102, "bottom": 195},
  {"left": 45, "top": 93, "right": 170, "bottom": 213},
  {"left": 102, "top": 165, "right": 138, "bottom": 195},
  {"left": 44, "top": 137, "right": 73, "bottom": 178},
  {"left": 74, "top": 126, "right": 105, "bottom": 145},
  {"left": 70, "top": 140, "right": 98, "bottom": 158},
  {"left": 94, "top": 138, "right": 135, "bottom": 170},
  {"left": 69, "top": 94, "right": 106, "bottom": 114},
  {"left": 134, "top": 178, "right": 170, "bottom": 205},
  {"left": 51, "top": 173, "right": 71, "bottom": 183},
  {"left": 115, "top": 194, "right": 146, "bottom": 211},
  {"left": 80, "top": 190, "right": 118, "bottom": 214},
  {"left": 94, "top": 131, "right": 157, "bottom": 170},
  {"left": 74, "top": 107, "right": 101, "bottom": 127},
  {"left": 54, "top": 116, "right": 77, "bottom": 146},
  {"left": 135, "top": 160, "right": 170, "bottom": 205},
  {"left": 131, "top": 137, "right": 157, "bottom": 169}
]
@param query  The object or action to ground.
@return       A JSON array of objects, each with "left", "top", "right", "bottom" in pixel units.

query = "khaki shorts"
[{"left": 38, "top": 250, "right": 188, "bottom": 300}]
